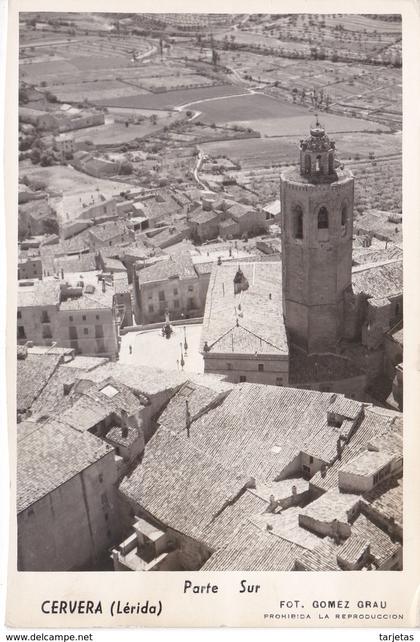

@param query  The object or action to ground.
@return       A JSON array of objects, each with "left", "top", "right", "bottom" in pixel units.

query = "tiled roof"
[
  {"left": 249, "top": 507, "right": 321, "bottom": 550},
  {"left": 54, "top": 253, "right": 97, "bottom": 274},
  {"left": 17, "top": 281, "right": 60, "bottom": 308},
  {"left": 336, "top": 534, "right": 369, "bottom": 567},
  {"left": 82, "top": 362, "right": 187, "bottom": 397},
  {"left": 362, "top": 477, "right": 402, "bottom": 528},
  {"left": 106, "top": 424, "right": 139, "bottom": 448},
  {"left": 340, "top": 450, "right": 394, "bottom": 477},
  {"left": 201, "top": 520, "right": 302, "bottom": 571},
  {"left": 59, "top": 287, "right": 114, "bottom": 311},
  {"left": 296, "top": 539, "right": 341, "bottom": 571},
  {"left": 58, "top": 396, "right": 114, "bottom": 432},
  {"left": 120, "top": 427, "right": 251, "bottom": 548},
  {"left": 157, "top": 380, "right": 232, "bottom": 432},
  {"left": 352, "top": 260, "right": 402, "bottom": 300},
  {"left": 17, "top": 419, "right": 112, "bottom": 513},
  {"left": 17, "top": 353, "right": 62, "bottom": 413},
  {"left": 299, "top": 487, "right": 361, "bottom": 524},
  {"left": 177, "top": 384, "right": 362, "bottom": 482},
  {"left": 89, "top": 220, "right": 130, "bottom": 242},
  {"left": 137, "top": 253, "right": 196, "bottom": 285},
  {"left": 352, "top": 513, "right": 400, "bottom": 566},
  {"left": 30, "top": 364, "right": 89, "bottom": 417},
  {"left": 190, "top": 209, "right": 219, "bottom": 225},
  {"left": 311, "top": 407, "right": 402, "bottom": 493},
  {"left": 201, "top": 263, "right": 288, "bottom": 355}
]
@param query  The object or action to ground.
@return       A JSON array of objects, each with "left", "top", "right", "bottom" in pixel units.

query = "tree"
[
  {"left": 30, "top": 149, "right": 41, "bottom": 164},
  {"left": 119, "top": 160, "right": 133, "bottom": 175}
]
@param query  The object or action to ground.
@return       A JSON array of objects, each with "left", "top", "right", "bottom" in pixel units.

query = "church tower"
[{"left": 280, "top": 120, "right": 354, "bottom": 354}]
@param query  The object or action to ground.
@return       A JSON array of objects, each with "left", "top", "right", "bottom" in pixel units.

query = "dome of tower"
[{"left": 300, "top": 118, "right": 335, "bottom": 153}]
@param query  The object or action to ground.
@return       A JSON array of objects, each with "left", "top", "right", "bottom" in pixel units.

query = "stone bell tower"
[{"left": 280, "top": 119, "right": 354, "bottom": 354}]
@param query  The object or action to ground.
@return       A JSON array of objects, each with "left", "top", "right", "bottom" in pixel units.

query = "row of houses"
[{"left": 16, "top": 356, "right": 403, "bottom": 573}]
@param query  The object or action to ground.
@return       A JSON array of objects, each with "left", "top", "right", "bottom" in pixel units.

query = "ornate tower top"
[{"left": 299, "top": 117, "right": 337, "bottom": 182}]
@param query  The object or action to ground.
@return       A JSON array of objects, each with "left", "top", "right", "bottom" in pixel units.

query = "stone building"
[
  {"left": 281, "top": 119, "right": 354, "bottom": 354},
  {"left": 200, "top": 262, "right": 289, "bottom": 386},
  {"left": 132, "top": 253, "right": 202, "bottom": 325},
  {"left": 17, "top": 419, "right": 120, "bottom": 571}
]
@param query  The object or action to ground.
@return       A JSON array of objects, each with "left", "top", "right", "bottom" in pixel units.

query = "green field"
[{"left": 94, "top": 84, "right": 240, "bottom": 109}]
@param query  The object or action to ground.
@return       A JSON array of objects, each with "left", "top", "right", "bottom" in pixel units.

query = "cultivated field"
[
  {"left": 94, "top": 84, "right": 240, "bottom": 109},
  {"left": 19, "top": 164, "right": 133, "bottom": 196}
]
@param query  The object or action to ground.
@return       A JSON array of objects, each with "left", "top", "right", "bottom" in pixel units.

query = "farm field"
[
  {"left": 194, "top": 92, "right": 390, "bottom": 135},
  {"left": 19, "top": 164, "right": 133, "bottom": 197},
  {"left": 45, "top": 80, "right": 151, "bottom": 103},
  {"left": 200, "top": 131, "right": 401, "bottom": 169},
  {"left": 94, "top": 84, "right": 240, "bottom": 109}
]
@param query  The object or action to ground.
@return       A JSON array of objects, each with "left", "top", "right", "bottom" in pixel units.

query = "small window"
[
  {"left": 173, "top": 288, "right": 178, "bottom": 295},
  {"left": 188, "top": 298, "right": 195, "bottom": 309},
  {"left": 17, "top": 311, "right": 21, "bottom": 319},
  {"left": 17, "top": 326, "right": 26, "bottom": 339},
  {"left": 309, "top": 456, "right": 314, "bottom": 464},
  {"left": 239, "top": 375, "right": 247, "bottom": 383},
  {"left": 98, "top": 473, "right": 103, "bottom": 483},
  {"left": 318, "top": 207, "right": 329, "bottom": 229},
  {"left": 69, "top": 315, "right": 73, "bottom": 322},
  {"left": 104, "top": 513, "right": 109, "bottom": 522},
  {"left": 158, "top": 291, "right": 165, "bottom": 301},
  {"left": 292, "top": 204, "right": 303, "bottom": 240},
  {"left": 148, "top": 304, "right": 154, "bottom": 313},
  {"left": 227, "top": 363, "right": 232, "bottom": 371},
  {"left": 341, "top": 205, "right": 347, "bottom": 227},
  {"left": 276, "top": 377, "right": 283, "bottom": 386},
  {"left": 96, "top": 314, "right": 100, "bottom": 320},
  {"left": 82, "top": 315, "right": 86, "bottom": 321},
  {"left": 304, "top": 154, "right": 311, "bottom": 174},
  {"left": 83, "top": 328, "right": 89, "bottom": 335},
  {"left": 258, "top": 364, "right": 264, "bottom": 372},
  {"left": 188, "top": 285, "right": 194, "bottom": 292},
  {"left": 174, "top": 299, "right": 180, "bottom": 309}
]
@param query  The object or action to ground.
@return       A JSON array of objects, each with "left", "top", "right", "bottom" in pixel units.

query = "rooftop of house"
[
  {"left": 189, "top": 209, "right": 219, "bottom": 225},
  {"left": 157, "top": 379, "right": 233, "bottom": 432},
  {"left": 136, "top": 252, "right": 196, "bottom": 286},
  {"left": 79, "top": 362, "right": 187, "bottom": 398},
  {"left": 352, "top": 244, "right": 402, "bottom": 266},
  {"left": 299, "top": 487, "right": 361, "bottom": 524},
  {"left": 119, "top": 426, "right": 253, "bottom": 548},
  {"left": 201, "top": 520, "right": 302, "bottom": 571},
  {"left": 17, "top": 419, "right": 113, "bottom": 513},
  {"left": 200, "top": 262, "right": 288, "bottom": 356},
  {"left": 352, "top": 259, "right": 402, "bottom": 301},
  {"left": 59, "top": 284, "right": 115, "bottom": 311},
  {"left": 54, "top": 252, "right": 97, "bottom": 274},
  {"left": 352, "top": 512, "right": 400, "bottom": 566},
  {"left": 89, "top": 220, "right": 131, "bottom": 242},
  {"left": 296, "top": 538, "right": 341, "bottom": 571},
  {"left": 250, "top": 507, "right": 321, "bottom": 550},
  {"left": 17, "top": 280, "right": 60, "bottom": 308},
  {"left": 362, "top": 476, "right": 403, "bottom": 528},
  {"left": 310, "top": 406, "right": 402, "bottom": 493},
  {"left": 106, "top": 424, "right": 140, "bottom": 448},
  {"left": 17, "top": 352, "right": 62, "bottom": 413},
  {"left": 159, "top": 383, "right": 364, "bottom": 483},
  {"left": 339, "top": 450, "right": 395, "bottom": 477}
]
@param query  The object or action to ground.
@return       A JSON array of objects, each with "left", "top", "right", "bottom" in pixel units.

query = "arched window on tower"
[
  {"left": 293, "top": 205, "right": 303, "bottom": 240},
  {"left": 318, "top": 207, "right": 329, "bottom": 229},
  {"left": 316, "top": 155, "right": 322, "bottom": 173},
  {"left": 305, "top": 155, "right": 311, "bottom": 175},
  {"left": 328, "top": 152, "right": 334, "bottom": 173}
]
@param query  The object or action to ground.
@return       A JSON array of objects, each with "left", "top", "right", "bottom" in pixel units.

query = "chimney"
[
  {"left": 321, "top": 464, "right": 327, "bottom": 478},
  {"left": 336, "top": 436, "right": 344, "bottom": 460},
  {"left": 102, "top": 279, "right": 106, "bottom": 293},
  {"left": 121, "top": 409, "right": 129, "bottom": 438},
  {"left": 269, "top": 293, "right": 272, "bottom": 300},
  {"left": 292, "top": 485, "right": 297, "bottom": 497}
]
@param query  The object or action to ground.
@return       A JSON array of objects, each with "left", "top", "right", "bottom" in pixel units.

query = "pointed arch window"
[
  {"left": 293, "top": 205, "right": 303, "bottom": 239},
  {"left": 304, "top": 155, "right": 311, "bottom": 175},
  {"left": 318, "top": 207, "right": 329, "bottom": 229},
  {"left": 328, "top": 152, "right": 334, "bottom": 173},
  {"left": 316, "top": 155, "right": 322, "bottom": 173}
]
